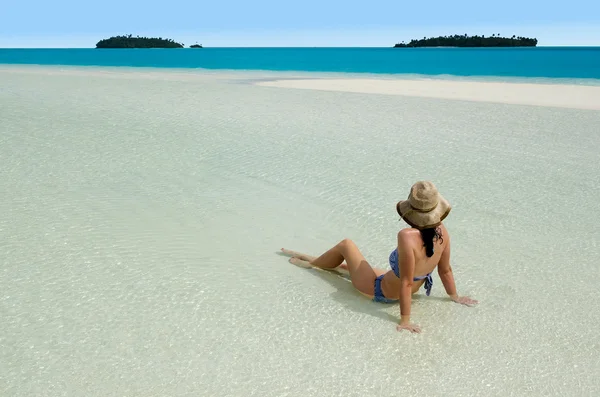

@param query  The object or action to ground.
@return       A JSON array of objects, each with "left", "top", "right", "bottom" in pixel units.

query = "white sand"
[
  {"left": 257, "top": 77, "right": 600, "bottom": 110},
  {"left": 1, "top": 66, "right": 600, "bottom": 397}
]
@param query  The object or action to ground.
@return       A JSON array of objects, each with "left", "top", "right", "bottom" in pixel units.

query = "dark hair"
[{"left": 420, "top": 227, "right": 443, "bottom": 257}]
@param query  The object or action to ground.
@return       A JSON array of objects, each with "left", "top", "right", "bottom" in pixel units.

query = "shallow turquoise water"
[{"left": 1, "top": 47, "right": 599, "bottom": 80}]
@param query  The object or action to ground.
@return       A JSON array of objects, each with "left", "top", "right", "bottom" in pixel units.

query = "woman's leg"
[
  {"left": 282, "top": 239, "right": 377, "bottom": 296},
  {"left": 280, "top": 249, "right": 317, "bottom": 262}
]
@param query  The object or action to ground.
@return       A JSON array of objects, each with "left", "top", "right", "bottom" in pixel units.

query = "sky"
[{"left": 1, "top": 0, "right": 599, "bottom": 47}]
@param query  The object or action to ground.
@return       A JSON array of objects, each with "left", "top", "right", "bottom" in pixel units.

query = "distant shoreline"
[
  {"left": 5, "top": 45, "right": 600, "bottom": 50},
  {"left": 394, "top": 34, "right": 538, "bottom": 48},
  {"left": 95, "top": 35, "right": 202, "bottom": 49}
]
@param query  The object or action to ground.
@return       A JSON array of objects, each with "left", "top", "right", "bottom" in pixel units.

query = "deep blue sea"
[{"left": 1, "top": 47, "right": 599, "bottom": 80}]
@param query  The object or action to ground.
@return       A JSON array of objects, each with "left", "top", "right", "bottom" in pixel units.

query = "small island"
[
  {"left": 190, "top": 44, "right": 203, "bottom": 48},
  {"left": 394, "top": 34, "right": 538, "bottom": 48},
  {"left": 96, "top": 35, "right": 184, "bottom": 48}
]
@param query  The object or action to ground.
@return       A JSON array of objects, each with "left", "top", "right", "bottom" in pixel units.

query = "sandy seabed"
[
  {"left": 257, "top": 77, "right": 600, "bottom": 110},
  {"left": 1, "top": 65, "right": 599, "bottom": 396}
]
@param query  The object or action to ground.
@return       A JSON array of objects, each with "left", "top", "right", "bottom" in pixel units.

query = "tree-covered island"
[
  {"left": 96, "top": 35, "right": 185, "bottom": 48},
  {"left": 394, "top": 34, "right": 538, "bottom": 47}
]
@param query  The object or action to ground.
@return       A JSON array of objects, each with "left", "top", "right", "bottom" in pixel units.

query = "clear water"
[
  {"left": 1, "top": 47, "right": 600, "bottom": 80},
  {"left": 1, "top": 66, "right": 599, "bottom": 396}
]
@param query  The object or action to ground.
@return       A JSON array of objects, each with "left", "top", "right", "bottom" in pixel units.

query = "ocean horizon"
[{"left": 1, "top": 47, "right": 600, "bottom": 81}]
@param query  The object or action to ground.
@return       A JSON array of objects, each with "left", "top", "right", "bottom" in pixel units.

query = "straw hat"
[{"left": 396, "top": 181, "right": 451, "bottom": 229}]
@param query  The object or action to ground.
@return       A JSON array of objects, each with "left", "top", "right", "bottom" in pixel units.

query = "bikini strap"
[
  {"left": 392, "top": 248, "right": 434, "bottom": 296},
  {"left": 423, "top": 274, "right": 433, "bottom": 296},
  {"left": 413, "top": 273, "right": 433, "bottom": 296}
]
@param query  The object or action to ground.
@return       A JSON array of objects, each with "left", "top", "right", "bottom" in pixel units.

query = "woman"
[{"left": 282, "top": 181, "right": 478, "bottom": 333}]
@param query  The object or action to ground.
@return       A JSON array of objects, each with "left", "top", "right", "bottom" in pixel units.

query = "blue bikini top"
[{"left": 389, "top": 249, "right": 433, "bottom": 296}]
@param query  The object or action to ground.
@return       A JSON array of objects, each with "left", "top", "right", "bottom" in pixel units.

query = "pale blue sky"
[{"left": 1, "top": 0, "right": 599, "bottom": 47}]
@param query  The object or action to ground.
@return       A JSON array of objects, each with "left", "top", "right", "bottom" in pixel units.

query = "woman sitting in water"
[{"left": 282, "top": 181, "right": 477, "bottom": 333}]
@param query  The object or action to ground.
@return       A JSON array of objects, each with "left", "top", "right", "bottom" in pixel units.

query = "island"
[
  {"left": 394, "top": 34, "right": 538, "bottom": 48},
  {"left": 190, "top": 44, "right": 203, "bottom": 48},
  {"left": 95, "top": 35, "right": 184, "bottom": 48}
]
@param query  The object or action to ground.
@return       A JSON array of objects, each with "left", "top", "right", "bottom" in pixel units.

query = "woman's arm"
[
  {"left": 437, "top": 233, "right": 457, "bottom": 298},
  {"left": 437, "top": 232, "right": 478, "bottom": 306},
  {"left": 397, "top": 231, "right": 421, "bottom": 333}
]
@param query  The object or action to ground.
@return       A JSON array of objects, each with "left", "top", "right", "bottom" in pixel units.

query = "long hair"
[{"left": 420, "top": 227, "right": 443, "bottom": 257}]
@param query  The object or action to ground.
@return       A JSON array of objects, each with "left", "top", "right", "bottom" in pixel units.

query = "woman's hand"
[
  {"left": 396, "top": 323, "right": 421, "bottom": 333},
  {"left": 450, "top": 295, "right": 478, "bottom": 306}
]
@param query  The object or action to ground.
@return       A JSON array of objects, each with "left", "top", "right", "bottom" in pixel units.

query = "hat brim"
[{"left": 396, "top": 195, "right": 451, "bottom": 230}]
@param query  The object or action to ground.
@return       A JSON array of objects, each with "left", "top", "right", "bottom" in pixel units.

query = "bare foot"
[
  {"left": 289, "top": 257, "right": 350, "bottom": 280},
  {"left": 280, "top": 248, "right": 315, "bottom": 262},
  {"left": 280, "top": 248, "right": 301, "bottom": 257},
  {"left": 289, "top": 257, "right": 313, "bottom": 268}
]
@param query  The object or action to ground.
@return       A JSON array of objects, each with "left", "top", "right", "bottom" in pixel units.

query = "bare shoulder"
[
  {"left": 398, "top": 228, "right": 418, "bottom": 239},
  {"left": 397, "top": 228, "right": 420, "bottom": 248}
]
